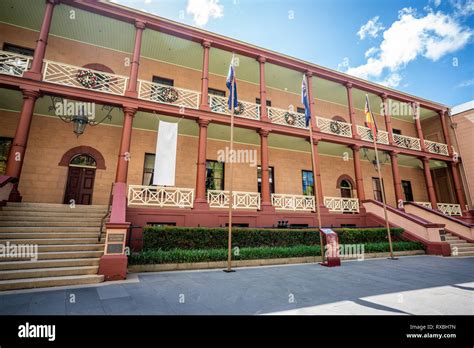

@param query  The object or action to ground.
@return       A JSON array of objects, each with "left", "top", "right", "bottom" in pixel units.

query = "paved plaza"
[{"left": 0, "top": 255, "right": 473, "bottom": 315}]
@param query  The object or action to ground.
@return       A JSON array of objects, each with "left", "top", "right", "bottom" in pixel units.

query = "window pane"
[
  {"left": 257, "top": 166, "right": 274, "bottom": 194},
  {"left": 152, "top": 76, "right": 174, "bottom": 86},
  {"left": 70, "top": 154, "right": 96, "bottom": 167},
  {"left": 142, "top": 153, "right": 155, "bottom": 186},
  {"left": 0, "top": 137, "right": 13, "bottom": 176},
  {"left": 302, "top": 170, "right": 314, "bottom": 196},
  {"left": 206, "top": 160, "right": 224, "bottom": 191}
]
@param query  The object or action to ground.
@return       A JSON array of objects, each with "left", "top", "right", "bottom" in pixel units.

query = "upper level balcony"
[{"left": 0, "top": 49, "right": 452, "bottom": 158}]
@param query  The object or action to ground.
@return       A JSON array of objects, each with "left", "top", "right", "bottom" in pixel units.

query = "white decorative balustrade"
[
  {"left": 357, "top": 125, "right": 389, "bottom": 144},
  {"left": 317, "top": 117, "right": 352, "bottom": 137},
  {"left": 42, "top": 60, "right": 128, "bottom": 95},
  {"left": 139, "top": 80, "right": 200, "bottom": 110},
  {"left": 128, "top": 185, "right": 194, "bottom": 208},
  {"left": 424, "top": 140, "right": 449, "bottom": 156},
  {"left": 437, "top": 203, "right": 462, "bottom": 216},
  {"left": 393, "top": 133, "right": 421, "bottom": 151},
  {"left": 0, "top": 50, "right": 32, "bottom": 77},
  {"left": 271, "top": 194, "right": 315, "bottom": 211},
  {"left": 208, "top": 95, "right": 260, "bottom": 120},
  {"left": 207, "top": 190, "right": 261, "bottom": 210},
  {"left": 268, "top": 106, "right": 307, "bottom": 129},
  {"left": 415, "top": 201, "right": 462, "bottom": 216},
  {"left": 324, "top": 197, "right": 359, "bottom": 213}
]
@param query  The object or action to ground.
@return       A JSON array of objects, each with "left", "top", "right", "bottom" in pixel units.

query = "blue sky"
[{"left": 114, "top": 0, "right": 474, "bottom": 106}]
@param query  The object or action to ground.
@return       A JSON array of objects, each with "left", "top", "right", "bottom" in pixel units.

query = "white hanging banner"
[{"left": 153, "top": 120, "right": 178, "bottom": 186}]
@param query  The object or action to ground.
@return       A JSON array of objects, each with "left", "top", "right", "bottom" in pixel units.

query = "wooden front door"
[{"left": 64, "top": 166, "right": 96, "bottom": 205}]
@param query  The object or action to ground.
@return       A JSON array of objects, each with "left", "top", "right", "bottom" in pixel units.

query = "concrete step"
[
  {"left": 1, "top": 206, "right": 107, "bottom": 214},
  {"left": 452, "top": 251, "right": 474, "bottom": 257},
  {"left": 445, "top": 236, "right": 460, "bottom": 241},
  {"left": 0, "top": 226, "right": 100, "bottom": 233},
  {"left": 0, "top": 221, "right": 102, "bottom": 227},
  {"left": 36, "top": 244, "right": 104, "bottom": 252},
  {"left": 0, "top": 232, "right": 101, "bottom": 239},
  {"left": 0, "top": 274, "right": 104, "bottom": 291},
  {"left": 0, "top": 238, "right": 103, "bottom": 245},
  {"left": 0, "top": 216, "right": 103, "bottom": 222},
  {"left": 0, "top": 211, "right": 105, "bottom": 218},
  {"left": 0, "top": 250, "right": 103, "bottom": 261},
  {"left": 6, "top": 202, "right": 107, "bottom": 209},
  {"left": 0, "top": 258, "right": 100, "bottom": 271},
  {"left": 451, "top": 245, "right": 474, "bottom": 251},
  {"left": 0, "top": 266, "right": 99, "bottom": 280},
  {"left": 446, "top": 239, "right": 466, "bottom": 244}
]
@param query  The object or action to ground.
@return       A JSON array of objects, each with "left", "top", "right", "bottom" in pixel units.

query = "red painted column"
[
  {"left": 414, "top": 103, "right": 426, "bottom": 152},
  {"left": 421, "top": 157, "right": 437, "bottom": 209},
  {"left": 23, "top": 0, "right": 59, "bottom": 80},
  {"left": 311, "top": 139, "right": 325, "bottom": 208},
  {"left": 257, "top": 56, "right": 269, "bottom": 122},
  {"left": 194, "top": 118, "right": 210, "bottom": 209},
  {"left": 115, "top": 107, "right": 136, "bottom": 183},
  {"left": 125, "top": 21, "right": 146, "bottom": 98},
  {"left": 381, "top": 93, "right": 394, "bottom": 145},
  {"left": 450, "top": 162, "right": 467, "bottom": 214},
  {"left": 350, "top": 145, "right": 365, "bottom": 201},
  {"left": 345, "top": 82, "right": 359, "bottom": 139},
  {"left": 200, "top": 41, "right": 211, "bottom": 111},
  {"left": 389, "top": 151, "right": 404, "bottom": 208},
  {"left": 259, "top": 128, "right": 273, "bottom": 211},
  {"left": 5, "top": 89, "right": 40, "bottom": 180},
  {"left": 306, "top": 72, "right": 320, "bottom": 132},
  {"left": 439, "top": 110, "right": 453, "bottom": 156}
]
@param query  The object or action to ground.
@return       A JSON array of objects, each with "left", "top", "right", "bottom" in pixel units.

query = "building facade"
[{"left": 0, "top": 0, "right": 471, "bottom": 260}]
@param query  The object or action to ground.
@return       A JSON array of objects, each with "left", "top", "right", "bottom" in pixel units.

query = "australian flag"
[
  {"left": 301, "top": 75, "right": 311, "bottom": 127},
  {"left": 226, "top": 56, "right": 238, "bottom": 110}
]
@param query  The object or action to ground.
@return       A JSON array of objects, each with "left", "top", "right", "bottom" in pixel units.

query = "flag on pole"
[
  {"left": 364, "top": 94, "right": 378, "bottom": 138},
  {"left": 301, "top": 75, "right": 311, "bottom": 127},
  {"left": 226, "top": 55, "right": 238, "bottom": 110}
]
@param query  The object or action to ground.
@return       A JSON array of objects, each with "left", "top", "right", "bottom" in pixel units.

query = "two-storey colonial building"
[{"left": 0, "top": 0, "right": 472, "bottom": 288}]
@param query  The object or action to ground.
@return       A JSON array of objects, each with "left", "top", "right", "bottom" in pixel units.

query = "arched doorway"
[{"left": 63, "top": 154, "right": 97, "bottom": 205}]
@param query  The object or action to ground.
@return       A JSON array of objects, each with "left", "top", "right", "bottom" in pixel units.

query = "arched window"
[
  {"left": 340, "top": 179, "right": 352, "bottom": 198},
  {"left": 332, "top": 115, "right": 347, "bottom": 123},
  {"left": 70, "top": 154, "right": 97, "bottom": 168}
]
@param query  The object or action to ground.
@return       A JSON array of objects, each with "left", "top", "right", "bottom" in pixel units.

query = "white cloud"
[
  {"left": 186, "top": 0, "right": 224, "bottom": 27},
  {"left": 380, "top": 73, "right": 403, "bottom": 87},
  {"left": 433, "top": 0, "right": 442, "bottom": 7},
  {"left": 346, "top": 9, "right": 472, "bottom": 86},
  {"left": 357, "top": 16, "right": 385, "bottom": 40},
  {"left": 451, "top": 0, "right": 474, "bottom": 17},
  {"left": 456, "top": 78, "right": 474, "bottom": 87}
]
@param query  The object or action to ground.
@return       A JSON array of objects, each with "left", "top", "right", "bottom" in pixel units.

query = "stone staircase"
[
  {"left": 0, "top": 202, "right": 108, "bottom": 291},
  {"left": 445, "top": 232, "right": 474, "bottom": 257}
]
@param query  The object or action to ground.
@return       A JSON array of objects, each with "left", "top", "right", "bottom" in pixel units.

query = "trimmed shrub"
[
  {"left": 129, "top": 241, "right": 423, "bottom": 265},
  {"left": 142, "top": 226, "right": 404, "bottom": 250}
]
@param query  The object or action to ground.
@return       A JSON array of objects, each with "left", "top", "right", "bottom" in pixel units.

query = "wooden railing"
[
  {"left": 271, "top": 194, "right": 315, "bottom": 211},
  {"left": 139, "top": 80, "right": 200, "bottom": 110},
  {"left": 424, "top": 140, "right": 449, "bottom": 156},
  {"left": 207, "top": 190, "right": 260, "bottom": 210},
  {"left": 393, "top": 133, "right": 421, "bottom": 151},
  {"left": 317, "top": 117, "right": 352, "bottom": 137},
  {"left": 414, "top": 201, "right": 462, "bottom": 216},
  {"left": 357, "top": 125, "right": 389, "bottom": 144},
  {"left": 0, "top": 50, "right": 32, "bottom": 77},
  {"left": 127, "top": 185, "right": 194, "bottom": 208},
  {"left": 208, "top": 95, "right": 260, "bottom": 120},
  {"left": 43, "top": 60, "right": 128, "bottom": 96},
  {"left": 268, "top": 107, "right": 307, "bottom": 129},
  {"left": 324, "top": 196, "right": 359, "bottom": 213}
]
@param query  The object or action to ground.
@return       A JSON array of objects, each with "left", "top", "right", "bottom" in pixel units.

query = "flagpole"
[
  {"left": 308, "top": 124, "right": 325, "bottom": 263},
  {"left": 368, "top": 98, "right": 395, "bottom": 259},
  {"left": 225, "top": 56, "right": 236, "bottom": 273}
]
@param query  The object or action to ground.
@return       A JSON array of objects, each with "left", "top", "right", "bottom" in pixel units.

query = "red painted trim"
[
  {"left": 62, "top": 0, "right": 447, "bottom": 111},
  {"left": 58, "top": 146, "right": 106, "bottom": 169},
  {"left": 0, "top": 176, "right": 18, "bottom": 188},
  {"left": 336, "top": 174, "right": 356, "bottom": 190}
]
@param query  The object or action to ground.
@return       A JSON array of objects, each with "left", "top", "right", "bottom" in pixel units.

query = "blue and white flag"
[
  {"left": 226, "top": 55, "right": 238, "bottom": 110},
  {"left": 301, "top": 75, "right": 311, "bottom": 127}
]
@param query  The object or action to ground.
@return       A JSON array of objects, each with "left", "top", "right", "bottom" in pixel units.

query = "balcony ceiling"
[{"left": 0, "top": 0, "right": 437, "bottom": 121}]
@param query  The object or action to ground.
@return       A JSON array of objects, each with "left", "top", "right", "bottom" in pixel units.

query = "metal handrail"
[{"left": 99, "top": 182, "right": 114, "bottom": 242}]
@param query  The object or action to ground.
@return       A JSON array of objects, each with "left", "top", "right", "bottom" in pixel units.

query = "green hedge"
[
  {"left": 142, "top": 226, "right": 404, "bottom": 250},
  {"left": 129, "top": 241, "right": 423, "bottom": 265}
]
